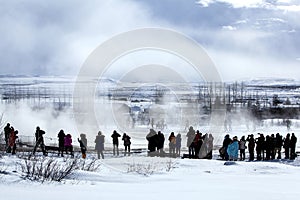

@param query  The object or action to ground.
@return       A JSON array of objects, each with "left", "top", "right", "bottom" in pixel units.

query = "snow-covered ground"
[
  {"left": 1, "top": 152, "right": 300, "bottom": 200},
  {"left": 1, "top": 76, "right": 300, "bottom": 200}
]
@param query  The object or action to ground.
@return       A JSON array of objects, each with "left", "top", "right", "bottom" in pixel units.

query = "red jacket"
[{"left": 9, "top": 131, "right": 17, "bottom": 147}]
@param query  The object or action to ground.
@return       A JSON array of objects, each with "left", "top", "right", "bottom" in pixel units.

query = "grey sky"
[{"left": 0, "top": 0, "right": 299, "bottom": 81}]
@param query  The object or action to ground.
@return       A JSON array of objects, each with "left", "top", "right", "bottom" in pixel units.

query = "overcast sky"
[{"left": 0, "top": 0, "right": 299, "bottom": 81}]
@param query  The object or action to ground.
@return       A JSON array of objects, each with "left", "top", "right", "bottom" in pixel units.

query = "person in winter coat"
[
  {"left": 283, "top": 133, "right": 290, "bottom": 159},
  {"left": 4, "top": 123, "right": 11, "bottom": 148},
  {"left": 111, "top": 130, "right": 121, "bottom": 156},
  {"left": 290, "top": 133, "right": 297, "bottom": 160},
  {"left": 247, "top": 134, "right": 255, "bottom": 161},
  {"left": 64, "top": 134, "right": 74, "bottom": 158},
  {"left": 227, "top": 136, "right": 239, "bottom": 161},
  {"left": 157, "top": 131, "right": 165, "bottom": 155},
  {"left": 223, "top": 134, "right": 232, "bottom": 160},
  {"left": 275, "top": 133, "right": 283, "bottom": 159},
  {"left": 57, "top": 129, "right": 65, "bottom": 157},
  {"left": 175, "top": 133, "right": 182, "bottom": 157},
  {"left": 186, "top": 126, "right": 196, "bottom": 159},
  {"left": 193, "top": 130, "right": 203, "bottom": 159},
  {"left": 270, "top": 134, "right": 276, "bottom": 160},
  {"left": 168, "top": 132, "right": 176, "bottom": 157},
  {"left": 265, "top": 135, "right": 272, "bottom": 160},
  {"left": 33, "top": 126, "right": 47, "bottom": 156},
  {"left": 146, "top": 129, "right": 158, "bottom": 153},
  {"left": 239, "top": 136, "right": 246, "bottom": 161},
  {"left": 122, "top": 133, "right": 131, "bottom": 156},
  {"left": 200, "top": 134, "right": 208, "bottom": 158},
  {"left": 6, "top": 126, "right": 14, "bottom": 153},
  {"left": 95, "top": 131, "right": 105, "bottom": 159},
  {"left": 78, "top": 134, "right": 87, "bottom": 159},
  {"left": 256, "top": 134, "right": 265, "bottom": 161},
  {"left": 8, "top": 130, "right": 18, "bottom": 155}
]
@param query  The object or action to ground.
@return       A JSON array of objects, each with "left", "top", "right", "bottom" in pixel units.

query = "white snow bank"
[{"left": 1, "top": 154, "right": 300, "bottom": 200}]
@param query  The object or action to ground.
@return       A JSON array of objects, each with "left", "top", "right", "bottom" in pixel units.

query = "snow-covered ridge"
[
  {"left": 1, "top": 75, "right": 300, "bottom": 85},
  {"left": 234, "top": 77, "right": 300, "bottom": 86}
]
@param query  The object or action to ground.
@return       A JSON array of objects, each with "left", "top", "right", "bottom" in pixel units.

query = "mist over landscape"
[{"left": 1, "top": 1, "right": 300, "bottom": 200}]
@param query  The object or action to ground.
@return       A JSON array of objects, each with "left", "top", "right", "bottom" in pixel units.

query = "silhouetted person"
[
  {"left": 33, "top": 126, "right": 47, "bottom": 156},
  {"left": 265, "top": 135, "right": 272, "bottom": 160},
  {"left": 239, "top": 136, "right": 246, "bottom": 161},
  {"left": 78, "top": 133, "right": 87, "bottom": 159},
  {"left": 270, "top": 134, "right": 276, "bottom": 160},
  {"left": 186, "top": 126, "right": 196, "bottom": 158},
  {"left": 4, "top": 123, "right": 11, "bottom": 148},
  {"left": 275, "top": 133, "right": 283, "bottom": 159},
  {"left": 95, "top": 131, "right": 105, "bottom": 159},
  {"left": 146, "top": 129, "right": 158, "bottom": 153},
  {"left": 157, "top": 131, "right": 165, "bottom": 155},
  {"left": 122, "top": 133, "right": 131, "bottom": 156},
  {"left": 175, "top": 133, "right": 182, "bottom": 157},
  {"left": 283, "top": 133, "right": 290, "bottom": 159},
  {"left": 57, "top": 129, "right": 65, "bottom": 157},
  {"left": 168, "top": 132, "right": 176, "bottom": 157},
  {"left": 256, "top": 134, "right": 265, "bottom": 161},
  {"left": 111, "top": 130, "right": 121, "bottom": 156},
  {"left": 223, "top": 134, "right": 232, "bottom": 160},
  {"left": 193, "top": 130, "right": 202, "bottom": 158},
  {"left": 247, "top": 134, "right": 255, "bottom": 161},
  {"left": 290, "top": 133, "right": 297, "bottom": 160}
]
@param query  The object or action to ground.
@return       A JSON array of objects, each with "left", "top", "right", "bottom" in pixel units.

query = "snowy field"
[
  {"left": 1, "top": 151, "right": 300, "bottom": 200},
  {"left": 1, "top": 76, "right": 300, "bottom": 200}
]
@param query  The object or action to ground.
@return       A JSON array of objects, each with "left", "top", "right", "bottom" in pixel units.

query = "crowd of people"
[
  {"left": 146, "top": 129, "right": 182, "bottom": 157},
  {"left": 221, "top": 133, "right": 298, "bottom": 161},
  {"left": 2, "top": 123, "right": 298, "bottom": 161},
  {"left": 145, "top": 126, "right": 214, "bottom": 159},
  {"left": 3, "top": 123, "right": 19, "bottom": 155},
  {"left": 2, "top": 123, "right": 132, "bottom": 159},
  {"left": 186, "top": 126, "right": 214, "bottom": 159}
]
